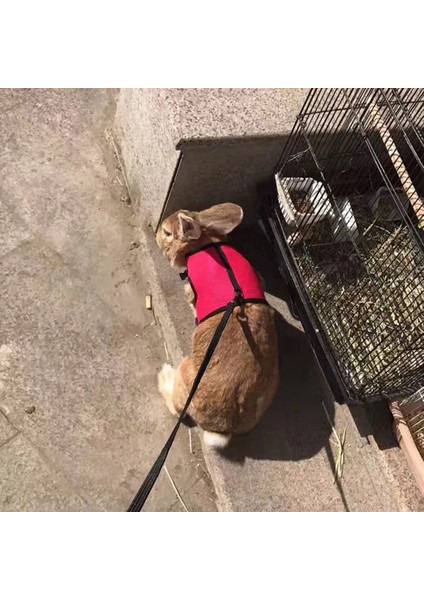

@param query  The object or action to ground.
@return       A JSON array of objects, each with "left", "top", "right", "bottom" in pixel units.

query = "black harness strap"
[
  {"left": 127, "top": 299, "right": 237, "bottom": 512},
  {"left": 127, "top": 243, "right": 255, "bottom": 512},
  {"left": 197, "top": 298, "right": 269, "bottom": 324},
  {"left": 213, "top": 244, "right": 243, "bottom": 297}
]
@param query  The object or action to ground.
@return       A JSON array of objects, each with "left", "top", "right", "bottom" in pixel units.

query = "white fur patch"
[
  {"left": 203, "top": 431, "right": 232, "bottom": 449},
  {"left": 158, "top": 363, "right": 175, "bottom": 399}
]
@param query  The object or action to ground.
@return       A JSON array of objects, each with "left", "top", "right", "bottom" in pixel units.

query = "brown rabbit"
[{"left": 156, "top": 203, "right": 279, "bottom": 448}]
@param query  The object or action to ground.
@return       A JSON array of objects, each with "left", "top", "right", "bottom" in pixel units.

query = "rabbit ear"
[
  {"left": 198, "top": 203, "right": 243, "bottom": 235},
  {"left": 178, "top": 212, "right": 202, "bottom": 240}
]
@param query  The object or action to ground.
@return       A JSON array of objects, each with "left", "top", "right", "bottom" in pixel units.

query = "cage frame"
[{"left": 260, "top": 88, "right": 424, "bottom": 405}]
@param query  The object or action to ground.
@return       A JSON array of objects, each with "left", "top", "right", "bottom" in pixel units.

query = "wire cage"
[{"left": 262, "top": 88, "right": 424, "bottom": 404}]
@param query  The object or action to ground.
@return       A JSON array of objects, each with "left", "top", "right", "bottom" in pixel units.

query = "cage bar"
[{"left": 268, "top": 88, "right": 424, "bottom": 403}]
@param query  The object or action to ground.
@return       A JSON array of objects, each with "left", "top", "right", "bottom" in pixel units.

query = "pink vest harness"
[{"left": 182, "top": 243, "right": 267, "bottom": 323}]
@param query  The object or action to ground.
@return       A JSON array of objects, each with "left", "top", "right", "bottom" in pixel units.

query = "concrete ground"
[{"left": 0, "top": 89, "right": 216, "bottom": 511}]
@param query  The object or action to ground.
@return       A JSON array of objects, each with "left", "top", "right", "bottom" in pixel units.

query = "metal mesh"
[{"left": 276, "top": 88, "right": 424, "bottom": 402}]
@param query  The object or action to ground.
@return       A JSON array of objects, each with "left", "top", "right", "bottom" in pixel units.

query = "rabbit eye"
[{"left": 163, "top": 229, "right": 172, "bottom": 238}]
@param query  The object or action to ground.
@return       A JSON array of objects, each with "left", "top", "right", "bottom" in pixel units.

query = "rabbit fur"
[{"left": 156, "top": 203, "right": 279, "bottom": 448}]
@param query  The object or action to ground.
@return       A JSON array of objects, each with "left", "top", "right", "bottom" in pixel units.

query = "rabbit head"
[{"left": 156, "top": 203, "right": 243, "bottom": 267}]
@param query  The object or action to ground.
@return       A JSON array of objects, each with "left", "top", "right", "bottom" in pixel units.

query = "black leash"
[{"left": 127, "top": 297, "right": 239, "bottom": 512}]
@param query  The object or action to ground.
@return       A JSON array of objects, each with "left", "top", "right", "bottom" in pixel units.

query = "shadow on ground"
[
  {"left": 220, "top": 312, "right": 351, "bottom": 511},
  {"left": 222, "top": 312, "right": 334, "bottom": 463},
  {"left": 216, "top": 225, "right": 335, "bottom": 463},
  {"left": 225, "top": 316, "right": 334, "bottom": 461}
]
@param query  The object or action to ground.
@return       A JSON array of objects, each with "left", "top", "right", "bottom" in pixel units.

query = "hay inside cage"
[{"left": 294, "top": 195, "right": 424, "bottom": 400}]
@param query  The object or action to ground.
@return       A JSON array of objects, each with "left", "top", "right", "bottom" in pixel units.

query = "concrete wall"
[{"left": 113, "top": 88, "right": 309, "bottom": 228}]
